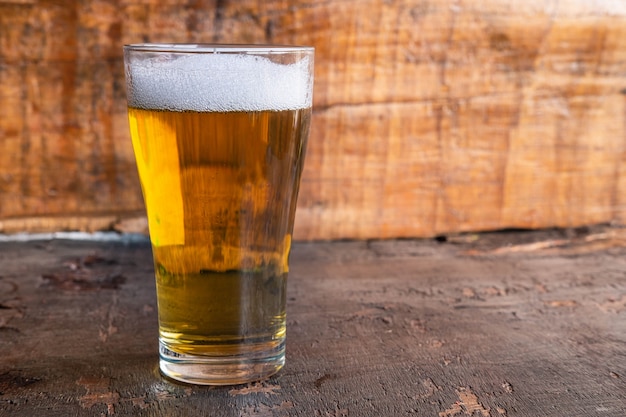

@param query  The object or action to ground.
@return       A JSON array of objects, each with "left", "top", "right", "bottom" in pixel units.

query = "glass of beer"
[{"left": 123, "top": 44, "right": 313, "bottom": 385}]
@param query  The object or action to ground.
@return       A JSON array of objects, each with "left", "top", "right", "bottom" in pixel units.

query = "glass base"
[{"left": 158, "top": 340, "right": 285, "bottom": 385}]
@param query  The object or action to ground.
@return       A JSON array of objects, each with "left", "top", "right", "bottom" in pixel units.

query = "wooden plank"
[
  {"left": 1, "top": 227, "right": 625, "bottom": 415},
  {"left": 1, "top": 1, "right": 626, "bottom": 239}
]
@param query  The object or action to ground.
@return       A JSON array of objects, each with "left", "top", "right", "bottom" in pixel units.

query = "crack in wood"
[
  {"left": 0, "top": 371, "right": 40, "bottom": 396},
  {"left": 240, "top": 401, "right": 294, "bottom": 417},
  {"left": 414, "top": 378, "right": 442, "bottom": 400},
  {"left": 439, "top": 387, "right": 491, "bottom": 417},
  {"left": 597, "top": 294, "right": 626, "bottom": 313},
  {"left": 0, "top": 278, "right": 23, "bottom": 330},
  {"left": 40, "top": 253, "right": 126, "bottom": 292},
  {"left": 76, "top": 377, "right": 120, "bottom": 415},
  {"left": 314, "top": 373, "right": 336, "bottom": 389},
  {"left": 99, "top": 293, "right": 119, "bottom": 343},
  {"left": 229, "top": 381, "right": 281, "bottom": 396}
]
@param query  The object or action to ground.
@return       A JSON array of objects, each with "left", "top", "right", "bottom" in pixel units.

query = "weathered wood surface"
[
  {"left": 1, "top": 1, "right": 626, "bottom": 239},
  {"left": 1, "top": 227, "right": 625, "bottom": 416}
]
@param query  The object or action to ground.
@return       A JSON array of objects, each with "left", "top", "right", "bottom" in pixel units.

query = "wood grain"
[
  {"left": 0, "top": 228, "right": 625, "bottom": 415},
  {"left": 1, "top": 0, "right": 626, "bottom": 239}
]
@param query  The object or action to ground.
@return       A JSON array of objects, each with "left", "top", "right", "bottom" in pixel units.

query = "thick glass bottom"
[{"left": 158, "top": 339, "right": 285, "bottom": 385}]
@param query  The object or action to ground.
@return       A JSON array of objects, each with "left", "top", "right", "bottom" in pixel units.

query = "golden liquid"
[{"left": 128, "top": 107, "right": 310, "bottom": 357}]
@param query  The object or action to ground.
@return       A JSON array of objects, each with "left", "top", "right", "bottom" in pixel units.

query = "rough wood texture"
[
  {"left": 1, "top": 227, "right": 625, "bottom": 416},
  {"left": 1, "top": 1, "right": 626, "bottom": 239}
]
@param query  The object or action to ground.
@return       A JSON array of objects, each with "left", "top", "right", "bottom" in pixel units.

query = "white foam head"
[{"left": 126, "top": 49, "right": 313, "bottom": 112}]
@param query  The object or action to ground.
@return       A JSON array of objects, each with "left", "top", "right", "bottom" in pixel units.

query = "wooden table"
[{"left": 1, "top": 227, "right": 625, "bottom": 416}]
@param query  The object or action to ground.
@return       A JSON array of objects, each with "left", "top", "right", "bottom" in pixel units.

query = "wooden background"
[{"left": 1, "top": 0, "right": 626, "bottom": 240}]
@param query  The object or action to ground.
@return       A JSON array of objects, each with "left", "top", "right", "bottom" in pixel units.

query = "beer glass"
[{"left": 123, "top": 44, "right": 313, "bottom": 385}]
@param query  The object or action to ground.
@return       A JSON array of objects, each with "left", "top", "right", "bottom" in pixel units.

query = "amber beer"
[{"left": 124, "top": 44, "right": 313, "bottom": 385}]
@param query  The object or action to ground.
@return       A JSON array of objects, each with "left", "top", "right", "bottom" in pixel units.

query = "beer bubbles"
[{"left": 126, "top": 50, "right": 313, "bottom": 113}]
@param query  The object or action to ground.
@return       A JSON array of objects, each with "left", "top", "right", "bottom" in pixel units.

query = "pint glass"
[{"left": 123, "top": 44, "right": 313, "bottom": 385}]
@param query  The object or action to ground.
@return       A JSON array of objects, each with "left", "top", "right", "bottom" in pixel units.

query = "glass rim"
[{"left": 123, "top": 43, "right": 314, "bottom": 54}]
